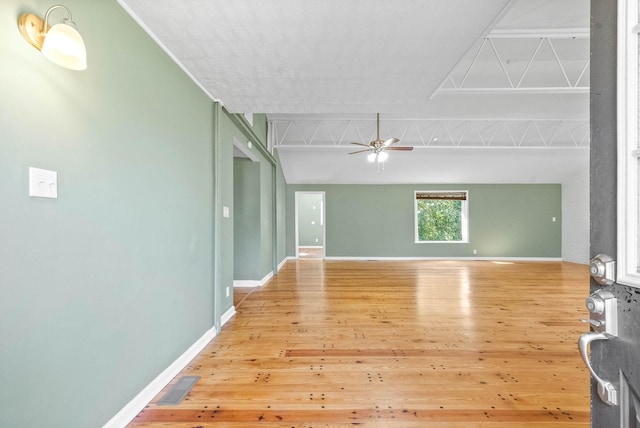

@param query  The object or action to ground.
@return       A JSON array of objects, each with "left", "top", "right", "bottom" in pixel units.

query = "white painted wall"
[{"left": 562, "top": 169, "right": 590, "bottom": 264}]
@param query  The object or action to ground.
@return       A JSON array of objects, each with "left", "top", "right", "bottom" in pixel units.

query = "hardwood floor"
[
  {"left": 128, "top": 260, "right": 590, "bottom": 427},
  {"left": 298, "top": 247, "right": 324, "bottom": 259}
]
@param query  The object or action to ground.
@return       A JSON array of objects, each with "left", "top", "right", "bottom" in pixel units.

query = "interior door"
[
  {"left": 295, "top": 191, "right": 325, "bottom": 258},
  {"left": 587, "top": 1, "right": 640, "bottom": 426}
]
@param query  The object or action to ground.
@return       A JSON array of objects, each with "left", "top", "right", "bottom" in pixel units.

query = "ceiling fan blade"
[
  {"left": 348, "top": 115, "right": 404, "bottom": 160},
  {"left": 386, "top": 146, "right": 414, "bottom": 151},
  {"left": 383, "top": 137, "right": 400, "bottom": 147}
]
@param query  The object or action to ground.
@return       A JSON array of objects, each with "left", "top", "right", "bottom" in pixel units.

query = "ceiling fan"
[{"left": 349, "top": 113, "right": 413, "bottom": 163}]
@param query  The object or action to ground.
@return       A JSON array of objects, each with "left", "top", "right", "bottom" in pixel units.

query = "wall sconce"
[{"left": 18, "top": 5, "right": 87, "bottom": 70}]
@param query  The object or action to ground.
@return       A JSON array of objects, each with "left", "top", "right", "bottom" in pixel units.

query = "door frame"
[{"left": 294, "top": 191, "right": 326, "bottom": 258}]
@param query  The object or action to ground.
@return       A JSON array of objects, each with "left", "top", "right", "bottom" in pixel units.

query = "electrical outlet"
[{"left": 226, "top": 287, "right": 230, "bottom": 298}]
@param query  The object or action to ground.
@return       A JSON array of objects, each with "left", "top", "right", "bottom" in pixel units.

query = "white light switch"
[
  {"left": 29, "top": 167, "right": 58, "bottom": 199},
  {"left": 223, "top": 206, "right": 230, "bottom": 218}
]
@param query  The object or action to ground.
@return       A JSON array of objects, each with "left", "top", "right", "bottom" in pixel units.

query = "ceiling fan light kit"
[
  {"left": 349, "top": 113, "right": 413, "bottom": 169},
  {"left": 368, "top": 151, "right": 388, "bottom": 163}
]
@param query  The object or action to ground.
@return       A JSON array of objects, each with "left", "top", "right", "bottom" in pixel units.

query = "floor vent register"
[{"left": 157, "top": 376, "right": 200, "bottom": 406}]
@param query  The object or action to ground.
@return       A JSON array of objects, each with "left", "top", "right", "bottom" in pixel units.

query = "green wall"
[
  {"left": 276, "top": 156, "right": 288, "bottom": 265},
  {"left": 251, "top": 113, "right": 269, "bottom": 147},
  {"left": 260, "top": 157, "right": 275, "bottom": 276},
  {"left": 234, "top": 158, "right": 261, "bottom": 279},
  {"left": 232, "top": 136, "right": 287, "bottom": 282},
  {"left": 0, "top": 0, "right": 265, "bottom": 426},
  {"left": 287, "top": 184, "right": 561, "bottom": 258}
]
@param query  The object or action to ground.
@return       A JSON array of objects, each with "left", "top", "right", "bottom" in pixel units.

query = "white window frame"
[
  {"left": 414, "top": 190, "right": 469, "bottom": 244},
  {"left": 617, "top": 0, "right": 640, "bottom": 287}
]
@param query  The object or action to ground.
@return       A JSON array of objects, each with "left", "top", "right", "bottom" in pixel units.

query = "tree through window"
[{"left": 415, "top": 191, "right": 469, "bottom": 243}]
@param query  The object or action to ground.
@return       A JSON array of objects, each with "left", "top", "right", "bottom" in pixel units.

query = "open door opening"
[{"left": 295, "top": 192, "right": 325, "bottom": 259}]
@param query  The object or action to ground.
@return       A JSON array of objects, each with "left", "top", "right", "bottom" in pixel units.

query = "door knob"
[
  {"left": 578, "top": 332, "right": 618, "bottom": 406},
  {"left": 578, "top": 289, "right": 618, "bottom": 406}
]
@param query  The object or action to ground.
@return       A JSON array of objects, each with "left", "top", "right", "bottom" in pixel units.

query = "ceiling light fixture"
[
  {"left": 18, "top": 5, "right": 87, "bottom": 70},
  {"left": 368, "top": 151, "right": 388, "bottom": 163},
  {"left": 349, "top": 113, "right": 412, "bottom": 172}
]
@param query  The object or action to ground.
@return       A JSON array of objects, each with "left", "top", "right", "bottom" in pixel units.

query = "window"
[
  {"left": 617, "top": 0, "right": 640, "bottom": 287},
  {"left": 415, "top": 191, "right": 469, "bottom": 243}
]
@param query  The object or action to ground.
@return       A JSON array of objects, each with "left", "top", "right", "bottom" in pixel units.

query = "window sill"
[{"left": 415, "top": 240, "right": 469, "bottom": 244}]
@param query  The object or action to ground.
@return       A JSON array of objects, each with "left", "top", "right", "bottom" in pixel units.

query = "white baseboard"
[
  {"left": 261, "top": 271, "right": 274, "bottom": 285},
  {"left": 233, "top": 280, "right": 262, "bottom": 288},
  {"left": 324, "top": 256, "right": 563, "bottom": 262},
  {"left": 102, "top": 325, "right": 217, "bottom": 428},
  {"left": 277, "top": 258, "right": 287, "bottom": 272},
  {"left": 233, "top": 270, "right": 275, "bottom": 288},
  {"left": 221, "top": 306, "right": 236, "bottom": 326}
]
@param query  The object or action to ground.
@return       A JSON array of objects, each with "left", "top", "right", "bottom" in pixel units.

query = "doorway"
[{"left": 295, "top": 192, "right": 325, "bottom": 259}]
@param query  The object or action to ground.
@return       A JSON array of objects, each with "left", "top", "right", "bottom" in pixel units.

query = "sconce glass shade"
[
  {"left": 41, "top": 20, "right": 87, "bottom": 70},
  {"left": 18, "top": 5, "right": 87, "bottom": 71}
]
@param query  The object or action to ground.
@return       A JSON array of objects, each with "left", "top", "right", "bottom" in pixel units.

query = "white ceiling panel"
[
  {"left": 118, "top": 0, "right": 512, "bottom": 114},
  {"left": 117, "top": 0, "right": 590, "bottom": 184}
]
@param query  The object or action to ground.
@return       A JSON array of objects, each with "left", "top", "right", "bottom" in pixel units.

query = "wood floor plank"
[{"left": 127, "top": 260, "right": 590, "bottom": 427}]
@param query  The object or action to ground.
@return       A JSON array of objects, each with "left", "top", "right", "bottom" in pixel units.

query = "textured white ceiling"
[
  {"left": 118, "top": 0, "right": 512, "bottom": 114},
  {"left": 117, "top": 0, "right": 590, "bottom": 184},
  {"left": 495, "top": 0, "right": 589, "bottom": 30}
]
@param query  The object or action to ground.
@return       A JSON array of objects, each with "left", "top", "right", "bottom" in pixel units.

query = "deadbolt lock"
[{"left": 589, "top": 254, "right": 616, "bottom": 286}]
